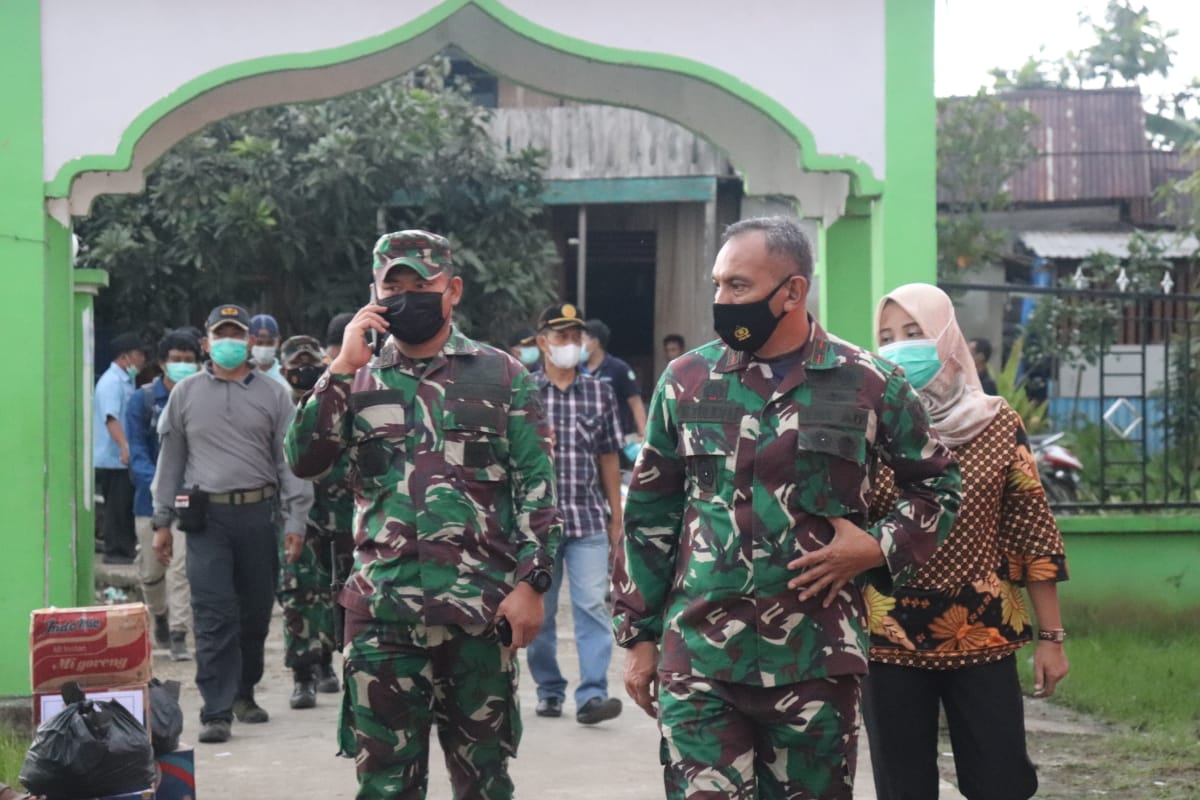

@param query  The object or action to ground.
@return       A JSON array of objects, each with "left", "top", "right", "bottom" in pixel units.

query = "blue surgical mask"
[
  {"left": 517, "top": 346, "right": 541, "bottom": 366},
  {"left": 879, "top": 339, "right": 942, "bottom": 389},
  {"left": 164, "top": 362, "right": 199, "bottom": 384},
  {"left": 210, "top": 338, "right": 249, "bottom": 370},
  {"left": 125, "top": 365, "right": 139, "bottom": 380}
]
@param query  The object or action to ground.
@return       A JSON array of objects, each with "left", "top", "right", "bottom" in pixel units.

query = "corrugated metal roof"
[
  {"left": 1003, "top": 89, "right": 1151, "bottom": 203},
  {"left": 1019, "top": 230, "right": 1200, "bottom": 259},
  {"left": 939, "top": 88, "right": 1156, "bottom": 205}
]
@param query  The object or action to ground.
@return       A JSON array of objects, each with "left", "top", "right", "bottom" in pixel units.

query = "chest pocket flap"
[{"left": 443, "top": 384, "right": 510, "bottom": 478}]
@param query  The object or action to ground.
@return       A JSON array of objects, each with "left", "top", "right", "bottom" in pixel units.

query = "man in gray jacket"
[{"left": 152, "top": 303, "right": 313, "bottom": 744}]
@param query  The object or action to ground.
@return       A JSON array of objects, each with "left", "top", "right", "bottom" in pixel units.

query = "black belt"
[{"left": 208, "top": 485, "right": 277, "bottom": 505}]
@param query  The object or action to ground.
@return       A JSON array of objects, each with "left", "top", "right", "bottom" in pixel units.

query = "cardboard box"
[
  {"left": 31, "top": 603, "right": 152, "bottom": 691},
  {"left": 34, "top": 684, "right": 150, "bottom": 728},
  {"left": 155, "top": 748, "right": 196, "bottom": 800}
]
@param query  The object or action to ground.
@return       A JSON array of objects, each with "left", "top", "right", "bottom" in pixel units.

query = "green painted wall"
[
  {"left": 824, "top": 202, "right": 883, "bottom": 348},
  {"left": 1059, "top": 532, "right": 1199, "bottom": 611},
  {"left": 882, "top": 0, "right": 937, "bottom": 289},
  {"left": 0, "top": 0, "right": 49, "bottom": 696}
]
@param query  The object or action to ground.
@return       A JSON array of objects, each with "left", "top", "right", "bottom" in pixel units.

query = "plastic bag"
[
  {"left": 149, "top": 678, "right": 184, "bottom": 755},
  {"left": 19, "top": 690, "right": 155, "bottom": 799}
]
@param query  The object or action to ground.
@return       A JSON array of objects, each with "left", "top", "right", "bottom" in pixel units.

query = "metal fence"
[{"left": 940, "top": 279, "right": 1200, "bottom": 512}]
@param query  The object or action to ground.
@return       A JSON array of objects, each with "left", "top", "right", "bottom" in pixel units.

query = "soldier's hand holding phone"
[{"left": 329, "top": 284, "right": 389, "bottom": 375}]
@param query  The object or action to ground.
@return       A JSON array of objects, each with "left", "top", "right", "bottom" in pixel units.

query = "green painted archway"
[{"left": 1, "top": 0, "right": 935, "bottom": 696}]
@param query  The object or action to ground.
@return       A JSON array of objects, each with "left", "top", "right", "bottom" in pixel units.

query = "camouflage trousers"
[
  {"left": 277, "top": 527, "right": 351, "bottom": 671},
  {"left": 658, "top": 671, "right": 861, "bottom": 800},
  {"left": 342, "top": 616, "right": 521, "bottom": 800}
]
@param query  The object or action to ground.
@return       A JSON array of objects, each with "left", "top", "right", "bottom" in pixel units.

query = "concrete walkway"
[{"left": 152, "top": 593, "right": 966, "bottom": 799}]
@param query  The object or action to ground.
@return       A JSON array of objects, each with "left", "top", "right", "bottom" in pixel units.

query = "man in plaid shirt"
[{"left": 527, "top": 302, "right": 626, "bottom": 725}]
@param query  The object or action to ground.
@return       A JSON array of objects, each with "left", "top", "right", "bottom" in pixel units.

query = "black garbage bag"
[
  {"left": 148, "top": 678, "right": 184, "bottom": 755},
  {"left": 19, "top": 686, "right": 155, "bottom": 799}
]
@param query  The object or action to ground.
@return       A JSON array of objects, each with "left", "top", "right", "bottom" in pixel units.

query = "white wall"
[{"left": 42, "top": 0, "right": 886, "bottom": 217}]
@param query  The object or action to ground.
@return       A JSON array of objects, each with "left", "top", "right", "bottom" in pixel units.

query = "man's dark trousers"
[
  {"left": 96, "top": 467, "right": 136, "bottom": 557},
  {"left": 186, "top": 499, "right": 279, "bottom": 723}
]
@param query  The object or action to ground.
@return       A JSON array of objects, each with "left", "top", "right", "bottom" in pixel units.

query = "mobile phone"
[
  {"left": 495, "top": 618, "right": 513, "bottom": 647},
  {"left": 367, "top": 283, "right": 380, "bottom": 353}
]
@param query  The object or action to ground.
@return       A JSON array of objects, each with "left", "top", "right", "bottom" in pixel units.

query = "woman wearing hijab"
[{"left": 863, "top": 283, "right": 1070, "bottom": 800}]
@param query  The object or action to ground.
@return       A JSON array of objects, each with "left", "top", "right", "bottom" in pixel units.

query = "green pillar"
[
  {"left": 823, "top": 200, "right": 883, "bottom": 348},
  {"left": 882, "top": 0, "right": 937, "bottom": 288},
  {"left": 0, "top": 0, "right": 50, "bottom": 695}
]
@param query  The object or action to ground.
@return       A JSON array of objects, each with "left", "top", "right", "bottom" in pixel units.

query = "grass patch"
[
  {"left": 1017, "top": 601, "right": 1200, "bottom": 797},
  {"left": 0, "top": 726, "right": 29, "bottom": 789}
]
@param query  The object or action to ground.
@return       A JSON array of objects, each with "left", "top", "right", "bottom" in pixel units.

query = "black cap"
[
  {"left": 205, "top": 304, "right": 251, "bottom": 333},
  {"left": 536, "top": 303, "right": 586, "bottom": 332},
  {"left": 508, "top": 327, "right": 536, "bottom": 348},
  {"left": 110, "top": 332, "right": 146, "bottom": 356}
]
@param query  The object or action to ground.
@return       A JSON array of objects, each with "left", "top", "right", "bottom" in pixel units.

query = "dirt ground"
[{"left": 109, "top": 560, "right": 1189, "bottom": 799}]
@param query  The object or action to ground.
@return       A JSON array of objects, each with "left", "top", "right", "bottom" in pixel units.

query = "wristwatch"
[
  {"left": 1037, "top": 628, "right": 1067, "bottom": 643},
  {"left": 520, "top": 568, "right": 553, "bottom": 594}
]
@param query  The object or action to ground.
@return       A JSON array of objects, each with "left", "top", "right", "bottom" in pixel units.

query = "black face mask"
[
  {"left": 712, "top": 275, "right": 795, "bottom": 352},
  {"left": 285, "top": 364, "right": 324, "bottom": 392},
  {"left": 380, "top": 290, "right": 447, "bottom": 345}
]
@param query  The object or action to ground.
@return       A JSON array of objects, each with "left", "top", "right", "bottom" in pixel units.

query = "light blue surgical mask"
[
  {"left": 210, "top": 338, "right": 249, "bottom": 370},
  {"left": 517, "top": 346, "right": 541, "bottom": 366},
  {"left": 164, "top": 362, "right": 199, "bottom": 384},
  {"left": 879, "top": 339, "right": 942, "bottom": 389}
]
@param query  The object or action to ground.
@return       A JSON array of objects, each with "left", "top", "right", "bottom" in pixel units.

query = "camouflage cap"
[
  {"left": 372, "top": 230, "right": 453, "bottom": 280},
  {"left": 279, "top": 335, "right": 324, "bottom": 368}
]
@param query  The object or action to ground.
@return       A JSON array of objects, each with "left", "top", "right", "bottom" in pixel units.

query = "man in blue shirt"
[
  {"left": 581, "top": 319, "right": 646, "bottom": 458},
  {"left": 93, "top": 332, "right": 147, "bottom": 564},
  {"left": 126, "top": 330, "right": 201, "bottom": 661}
]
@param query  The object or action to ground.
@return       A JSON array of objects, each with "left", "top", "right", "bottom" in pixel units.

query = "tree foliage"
[
  {"left": 936, "top": 91, "right": 1039, "bottom": 278},
  {"left": 988, "top": 1, "right": 1196, "bottom": 150},
  {"left": 77, "top": 58, "right": 557, "bottom": 346}
]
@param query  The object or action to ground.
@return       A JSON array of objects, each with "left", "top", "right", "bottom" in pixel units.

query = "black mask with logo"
[
  {"left": 380, "top": 290, "right": 447, "bottom": 345},
  {"left": 712, "top": 275, "right": 796, "bottom": 352},
  {"left": 285, "top": 364, "right": 324, "bottom": 392}
]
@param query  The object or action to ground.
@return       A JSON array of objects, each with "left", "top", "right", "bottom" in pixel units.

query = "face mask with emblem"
[
  {"left": 879, "top": 339, "right": 942, "bottom": 389},
  {"left": 712, "top": 275, "right": 794, "bottom": 352}
]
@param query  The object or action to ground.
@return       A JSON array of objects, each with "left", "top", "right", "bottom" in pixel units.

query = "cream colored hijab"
[{"left": 875, "top": 283, "right": 1005, "bottom": 448}]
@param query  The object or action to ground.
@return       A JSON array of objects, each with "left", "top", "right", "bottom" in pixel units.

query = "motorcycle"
[{"left": 1030, "top": 432, "right": 1083, "bottom": 506}]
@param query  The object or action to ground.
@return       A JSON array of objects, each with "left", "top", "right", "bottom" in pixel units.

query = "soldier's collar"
[{"left": 370, "top": 324, "right": 480, "bottom": 369}]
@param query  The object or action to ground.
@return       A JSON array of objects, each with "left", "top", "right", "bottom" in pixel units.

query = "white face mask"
[
  {"left": 251, "top": 345, "right": 276, "bottom": 366},
  {"left": 548, "top": 343, "right": 582, "bottom": 370}
]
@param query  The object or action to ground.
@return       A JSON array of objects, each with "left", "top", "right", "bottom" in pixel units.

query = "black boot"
[
  {"left": 153, "top": 614, "right": 170, "bottom": 649},
  {"left": 315, "top": 658, "right": 340, "bottom": 694},
  {"left": 289, "top": 669, "right": 317, "bottom": 710}
]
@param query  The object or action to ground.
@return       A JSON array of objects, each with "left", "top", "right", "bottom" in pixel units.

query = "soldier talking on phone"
[{"left": 285, "top": 230, "right": 561, "bottom": 800}]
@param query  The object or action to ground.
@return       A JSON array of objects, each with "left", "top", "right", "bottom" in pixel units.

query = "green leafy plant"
[
  {"left": 78, "top": 57, "right": 556, "bottom": 346},
  {"left": 994, "top": 337, "right": 1049, "bottom": 434}
]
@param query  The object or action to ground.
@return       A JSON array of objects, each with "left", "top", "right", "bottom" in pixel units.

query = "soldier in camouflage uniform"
[
  {"left": 286, "top": 230, "right": 561, "bottom": 800},
  {"left": 277, "top": 335, "right": 355, "bottom": 709},
  {"left": 612, "top": 217, "right": 962, "bottom": 800}
]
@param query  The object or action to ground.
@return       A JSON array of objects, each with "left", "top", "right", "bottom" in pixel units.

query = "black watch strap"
[{"left": 521, "top": 568, "right": 553, "bottom": 594}]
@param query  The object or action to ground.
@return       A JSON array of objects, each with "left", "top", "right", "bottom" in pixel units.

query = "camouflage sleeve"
[
  {"left": 612, "top": 370, "right": 685, "bottom": 647},
  {"left": 506, "top": 365, "right": 561, "bottom": 579},
  {"left": 867, "top": 370, "right": 961, "bottom": 592},
  {"left": 285, "top": 371, "right": 354, "bottom": 481}
]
